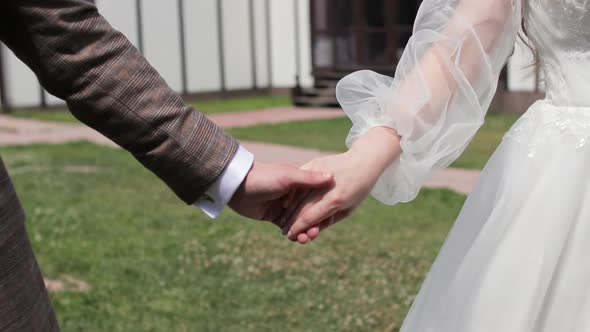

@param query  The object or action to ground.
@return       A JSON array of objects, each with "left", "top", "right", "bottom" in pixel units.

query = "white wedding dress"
[{"left": 337, "top": 0, "right": 590, "bottom": 331}]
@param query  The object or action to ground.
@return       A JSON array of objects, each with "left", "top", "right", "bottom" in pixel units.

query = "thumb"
[{"left": 286, "top": 168, "right": 333, "bottom": 189}]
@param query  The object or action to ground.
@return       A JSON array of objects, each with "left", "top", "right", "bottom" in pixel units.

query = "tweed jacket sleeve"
[{"left": 0, "top": 0, "right": 239, "bottom": 205}]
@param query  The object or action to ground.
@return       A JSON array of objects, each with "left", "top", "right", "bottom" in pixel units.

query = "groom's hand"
[
  {"left": 279, "top": 152, "right": 376, "bottom": 244},
  {"left": 228, "top": 162, "right": 334, "bottom": 225},
  {"left": 283, "top": 127, "right": 402, "bottom": 244}
]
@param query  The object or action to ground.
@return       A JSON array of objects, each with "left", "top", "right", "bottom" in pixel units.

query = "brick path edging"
[{"left": 0, "top": 109, "right": 480, "bottom": 194}]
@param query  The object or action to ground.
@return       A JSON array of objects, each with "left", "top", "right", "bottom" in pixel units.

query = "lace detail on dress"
[{"left": 503, "top": 101, "right": 590, "bottom": 158}]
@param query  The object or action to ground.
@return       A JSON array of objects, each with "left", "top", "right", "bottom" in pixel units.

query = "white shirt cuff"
[{"left": 194, "top": 145, "right": 254, "bottom": 218}]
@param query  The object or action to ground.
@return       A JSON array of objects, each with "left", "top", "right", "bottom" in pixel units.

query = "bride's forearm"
[{"left": 348, "top": 127, "right": 402, "bottom": 176}]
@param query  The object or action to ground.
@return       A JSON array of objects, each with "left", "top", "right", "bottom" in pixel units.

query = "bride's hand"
[
  {"left": 282, "top": 127, "right": 402, "bottom": 244},
  {"left": 279, "top": 152, "right": 376, "bottom": 243}
]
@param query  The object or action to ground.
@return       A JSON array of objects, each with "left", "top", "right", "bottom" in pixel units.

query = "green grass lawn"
[
  {"left": 6, "top": 107, "right": 81, "bottom": 123},
  {"left": 230, "top": 112, "right": 521, "bottom": 169},
  {"left": 6, "top": 96, "right": 292, "bottom": 124},
  {"left": 194, "top": 95, "right": 291, "bottom": 113},
  {"left": 0, "top": 142, "right": 465, "bottom": 332}
]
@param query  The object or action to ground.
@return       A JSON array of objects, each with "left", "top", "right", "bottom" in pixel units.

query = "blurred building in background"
[
  {"left": 294, "top": 0, "right": 421, "bottom": 105},
  {"left": 0, "top": 0, "right": 541, "bottom": 112},
  {"left": 298, "top": 0, "right": 543, "bottom": 111},
  {"left": 0, "top": 0, "right": 313, "bottom": 110}
]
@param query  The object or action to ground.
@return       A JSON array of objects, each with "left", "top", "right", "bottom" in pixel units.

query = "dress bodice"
[{"left": 526, "top": 0, "right": 590, "bottom": 106}]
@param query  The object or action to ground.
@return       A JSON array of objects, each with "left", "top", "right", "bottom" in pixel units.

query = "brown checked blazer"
[{"left": 0, "top": 0, "right": 239, "bottom": 330}]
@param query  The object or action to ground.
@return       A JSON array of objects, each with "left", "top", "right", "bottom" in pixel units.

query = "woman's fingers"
[
  {"left": 303, "top": 210, "right": 351, "bottom": 242},
  {"left": 287, "top": 192, "right": 339, "bottom": 241},
  {"left": 320, "top": 210, "right": 351, "bottom": 231},
  {"left": 297, "top": 232, "right": 311, "bottom": 244},
  {"left": 305, "top": 226, "right": 321, "bottom": 240},
  {"left": 298, "top": 214, "right": 336, "bottom": 244}
]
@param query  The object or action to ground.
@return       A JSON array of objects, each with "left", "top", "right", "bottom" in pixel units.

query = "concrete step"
[
  {"left": 293, "top": 95, "right": 339, "bottom": 107},
  {"left": 314, "top": 79, "right": 339, "bottom": 89},
  {"left": 298, "top": 87, "right": 336, "bottom": 98}
]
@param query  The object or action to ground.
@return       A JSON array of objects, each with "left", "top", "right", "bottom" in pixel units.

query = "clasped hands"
[{"left": 229, "top": 127, "right": 401, "bottom": 245}]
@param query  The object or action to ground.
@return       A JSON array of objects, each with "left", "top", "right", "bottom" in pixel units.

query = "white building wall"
[
  {"left": 97, "top": 0, "right": 140, "bottom": 46},
  {"left": 253, "top": 0, "right": 270, "bottom": 88},
  {"left": 2, "top": 0, "right": 314, "bottom": 108},
  {"left": 222, "top": 0, "right": 255, "bottom": 90},
  {"left": 15, "top": 1, "right": 556, "bottom": 110},
  {"left": 297, "top": 0, "right": 314, "bottom": 87},
  {"left": 37, "top": 0, "right": 140, "bottom": 107},
  {"left": 141, "top": 0, "right": 183, "bottom": 92},
  {"left": 1, "top": 46, "right": 40, "bottom": 108},
  {"left": 269, "top": 2, "right": 297, "bottom": 87},
  {"left": 185, "top": 0, "right": 223, "bottom": 92}
]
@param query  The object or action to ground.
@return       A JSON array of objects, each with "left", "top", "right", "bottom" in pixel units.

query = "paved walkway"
[
  {"left": 0, "top": 107, "right": 345, "bottom": 146},
  {"left": 0, "top": 107, "right": 480, "bottom": 194},
  {"left": 208, "top": 107, "right": 345, "bottom": 128}
]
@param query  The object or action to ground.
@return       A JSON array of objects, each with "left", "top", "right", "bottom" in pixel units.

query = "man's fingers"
[
  {"left": 264, "top": 202, "right": 286, "bottom": 224},
  {"left": 281, "top": 190, "right": 321, "bottom": 234},
  {"left": 305, "top": 210, "right": 350, "bottom": 241},
  {"left": 275, "top": 190, "right": 310, "bottom": 232},
  {"left": 283, "top": 188, "right": 298, "bottom": 208},
  {"left": 287, "top": 196, "right": 338, "bottom": 240}
]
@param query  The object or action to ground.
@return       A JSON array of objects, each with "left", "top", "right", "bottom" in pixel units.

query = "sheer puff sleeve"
[{"left": 336, "top": 0, "right": 522, "bottom": 205}]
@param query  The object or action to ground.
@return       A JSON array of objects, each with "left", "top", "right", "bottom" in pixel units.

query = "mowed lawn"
[
  {"left": 5, "top": 95, "right": 520, "bottom": 169},
  {"left": 0, "top": 142, "right": 465, "bottom": 332},
  {"left": 230, "top": 112, "right": 521, "bottom": 169},
  {"left": 6, "top": 96, "right": 292, "bottom": 124}
]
